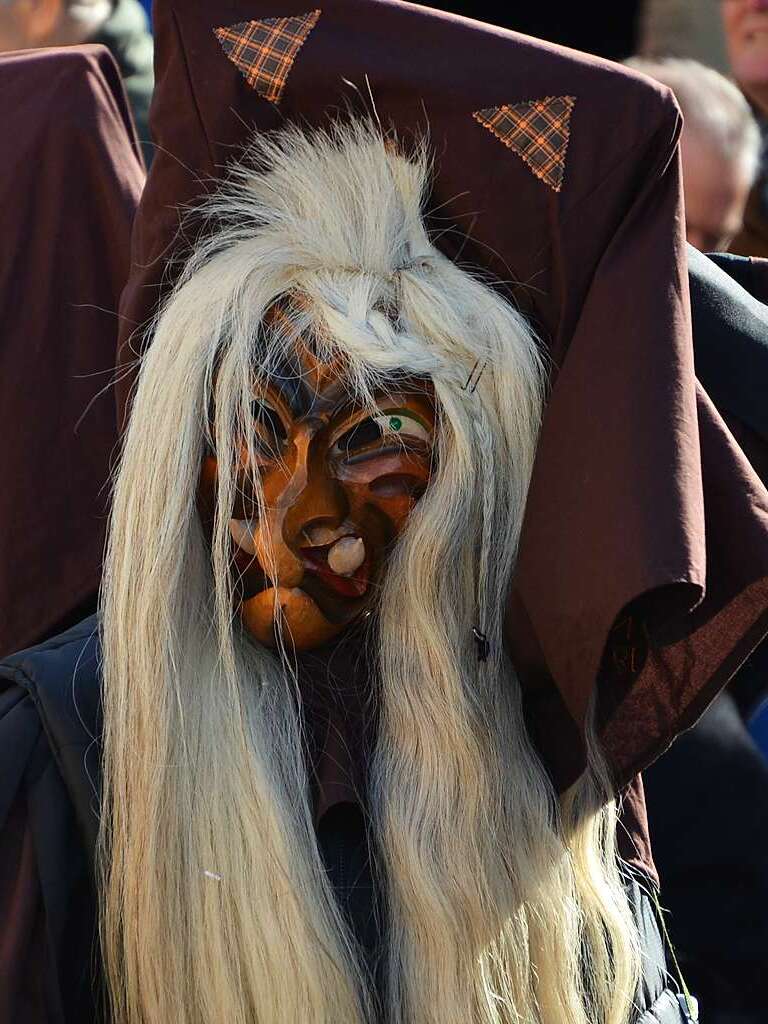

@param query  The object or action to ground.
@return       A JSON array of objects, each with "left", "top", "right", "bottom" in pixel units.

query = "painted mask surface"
[{"left": 199, "top": 310, "right": 436, "bottom": 650}]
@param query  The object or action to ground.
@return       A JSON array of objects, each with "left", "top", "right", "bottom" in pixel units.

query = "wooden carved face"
[{"left": 198, "top": 332, "right": 436, "bottom": 650}]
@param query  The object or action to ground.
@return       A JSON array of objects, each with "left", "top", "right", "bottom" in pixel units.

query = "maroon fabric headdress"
[
  {"left": 116, "top": 0, "right": 768, "bottom": 789},
  {"left": 0, "top": 45, "right": 145, "bottom": 657}
]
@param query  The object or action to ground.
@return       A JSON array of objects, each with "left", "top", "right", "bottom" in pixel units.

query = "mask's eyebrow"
[{"left": 329, "top": 376, "right": 430, "bottom": 416}]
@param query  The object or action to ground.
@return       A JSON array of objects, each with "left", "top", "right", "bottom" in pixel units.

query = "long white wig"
[{"left": 99, "top": 119, "right": 641, "bottom": 1024}]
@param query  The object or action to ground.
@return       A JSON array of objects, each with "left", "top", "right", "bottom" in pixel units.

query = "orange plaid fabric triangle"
[
  {"left": 215, "top": 10, "right": 321, "bottom": 105},
  {"left": 473, "top": 96, "right": 576, "bottom": 193}
]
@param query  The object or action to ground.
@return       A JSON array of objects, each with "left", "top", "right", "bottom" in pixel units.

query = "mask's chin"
[{"left": 240, "top": 585, "right": 362, "bottom": 650}]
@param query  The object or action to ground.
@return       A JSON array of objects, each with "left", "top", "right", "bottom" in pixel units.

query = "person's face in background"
[
  {"left": 723, "top": 0, "right": 768, "bottom": 114},
  {"left": 681, "top": 128, "right": 754, "bottom": 251},
  {"left": 0, "top": 0, "right": 83, "bottom": 52}
]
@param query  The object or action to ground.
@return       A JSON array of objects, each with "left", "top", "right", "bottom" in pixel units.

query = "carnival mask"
[{"left": 198, "top": 322, "right": 436, "bottom": 650}]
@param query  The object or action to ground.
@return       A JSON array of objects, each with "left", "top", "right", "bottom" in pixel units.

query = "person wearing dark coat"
[
  {"left": 0, "top": 44, "right": 144, "bottom": 659},
  {"left": 0, "top": 40, "right": 144, "bottom": 1019},
  {"left": 641, "top": 247, "right": 768, "bottom": 1024}
]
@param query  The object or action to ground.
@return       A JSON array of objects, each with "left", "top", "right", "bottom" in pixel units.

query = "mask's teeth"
[
  {"left": 229, "top": 519, "right": 258, "bottom": 555},
  {"left": 327, "top": 536, "right": 365, "bottom": 576},
  {"left": 304, "top": 523, "right": 347, "bottom": 546}
]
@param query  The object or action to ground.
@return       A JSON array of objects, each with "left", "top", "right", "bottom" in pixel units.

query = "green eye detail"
[
  {"left": 331, "top": 408, "right": 432, "bottom": 458},
  {"left": 374, "top": 409, "right": 431, "bottom": 445}
]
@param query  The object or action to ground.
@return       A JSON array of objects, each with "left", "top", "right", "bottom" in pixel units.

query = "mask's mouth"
[
  {"left": 300, "top": 535, "right": 370, "bottom": 599},
  {"left": 229, "top": 518, "right": 372, "bottom": 600}
]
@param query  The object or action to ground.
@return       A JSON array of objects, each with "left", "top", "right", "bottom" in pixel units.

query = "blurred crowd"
[{"left": 1, "top": 2, "right": 767, "bottom": 1023}]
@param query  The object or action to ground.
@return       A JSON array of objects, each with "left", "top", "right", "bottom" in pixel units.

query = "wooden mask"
[{"left": 198, "top": 313, "right": 436, "bottom": 650}]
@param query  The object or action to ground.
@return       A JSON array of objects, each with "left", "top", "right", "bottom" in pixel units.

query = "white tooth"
[
  {"left": 229, "top": 519, "right": 258, "bottom": 554},
  {"left": 305, "top": 524, "right": 346, "bottom": 546},
  {"left": 327, "top": 536, "right": 365, "bottom": 576}
]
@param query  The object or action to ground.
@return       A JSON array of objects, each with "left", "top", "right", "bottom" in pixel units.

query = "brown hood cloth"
[{"left": 0, "top": 45, "right": 145, "bottom": 658}]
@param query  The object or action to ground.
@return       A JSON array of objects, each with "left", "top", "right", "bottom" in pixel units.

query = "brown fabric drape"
[
  {"left": 0, "top": 45, "right": 145, "bottom": 657},
  {"left": 114, "top": 0, "right": 768, "bottom": 793}
]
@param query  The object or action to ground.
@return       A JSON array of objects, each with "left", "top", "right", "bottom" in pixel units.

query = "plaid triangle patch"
[
  {"left": 215, "top": 10, "right": 321, "bottom": 105},
  {"left": 473, "top": 96, "right": 576, "bottom": 193}
]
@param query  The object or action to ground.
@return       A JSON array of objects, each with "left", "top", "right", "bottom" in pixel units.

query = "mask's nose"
[{"left": 253, "top": 422, "right": 348, "bottom": 586}]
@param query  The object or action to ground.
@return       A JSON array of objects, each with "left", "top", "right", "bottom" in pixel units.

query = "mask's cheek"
[
  {"left": 336, "top": 450, "right": 433, "bottom": 536},
  {"left": 241, "top": 586, "right": 344, "bottom": 648},
  {"left": 196, "top": 455, "right": 265, "bottom": 598},
  {"left": 197, "top": 454, "right": 265, "bottom": 528}
]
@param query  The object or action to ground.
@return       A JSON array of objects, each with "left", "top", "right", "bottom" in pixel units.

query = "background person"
[
  {"left": 639, "top": 0, "right": 730, "bottom": 71},
  {"left": 0, "top": 44, "right": 144, "bottom": 661},
  {"left": 650, "top": 247, "right": 768, "bottom": 1021},
  {"left": 610, "top": 55, "right": 768, "bottom": 1007},
  {"left": 722, "top": 0, "right": 768, "bottom": 112},
  {"left": 0, "top": 0, "right": 153, "bottom": 162},
  {"left": 627, "top": 57, "right": 760, "bottom": 251},
  {"left": 721, "top": 0, "right": 768, "bottom": 255}
]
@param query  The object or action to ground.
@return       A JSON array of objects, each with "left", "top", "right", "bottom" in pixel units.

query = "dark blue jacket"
[{"left": 0, "top": 616, "right": 692, "bottom": 1023}]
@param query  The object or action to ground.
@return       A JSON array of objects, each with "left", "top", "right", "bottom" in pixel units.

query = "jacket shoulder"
[
  {"left": 0, "top": 611, "right": 102, "bottom": 778},
  {"left": 0, "top": 615, "right": 103, "bottom": 852},
  {"left": 1, "top": 613, "right": 101, "bottom": 703}
]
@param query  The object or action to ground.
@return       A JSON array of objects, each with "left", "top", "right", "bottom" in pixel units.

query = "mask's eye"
[
  {"left": 251, "top": 399, "right": 287, "bottom": 460},
  {"left": 375, "top": 410, "right": 432, "bottom": 444},
  {"left": 332, "top": 408, "right": 432, "bottom": 458}
]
